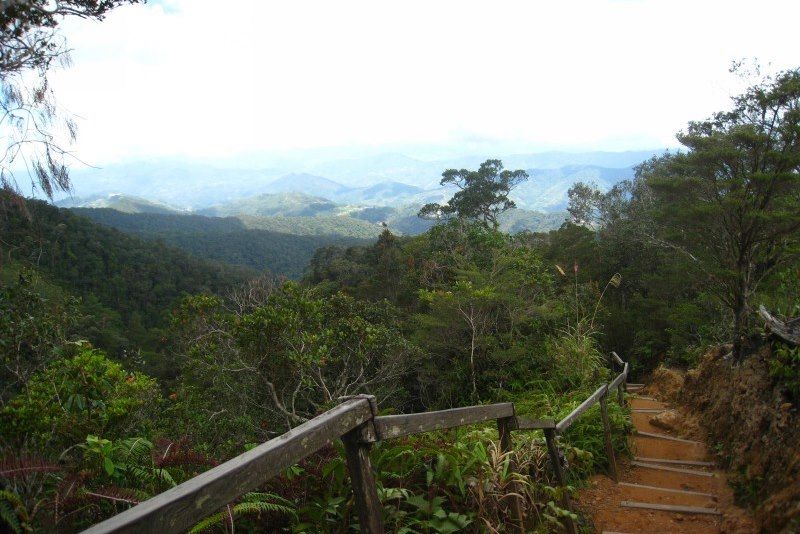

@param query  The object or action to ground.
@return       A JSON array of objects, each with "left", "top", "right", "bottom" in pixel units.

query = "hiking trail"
[{"left": 577, "top": 384, "right": 755, "bottom": 533}]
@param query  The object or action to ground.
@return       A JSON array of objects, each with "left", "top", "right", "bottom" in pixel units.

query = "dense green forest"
[
  {"left": 0, "top": 200, "right": 254, "bottom": 362},
  {"left": 72, "top": 208, "right": 375, "bottom": 279},
  {"left": 1, "top": 69, "right": 799, "bottom": 533}
]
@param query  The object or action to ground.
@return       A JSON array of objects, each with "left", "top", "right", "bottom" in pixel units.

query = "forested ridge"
[
  {"left": 1, "top": 68, "right": 800, "bottom": 533},
  {"left": 0, "top": 199, "right": 254, "bottom": 360},
  {"left": 72, "top": 208, "right": 375, "bottom": 279}
]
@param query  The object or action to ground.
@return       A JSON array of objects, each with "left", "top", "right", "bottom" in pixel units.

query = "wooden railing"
[{"left": 83, "top": 353, "right": 630, "bottom": 534}]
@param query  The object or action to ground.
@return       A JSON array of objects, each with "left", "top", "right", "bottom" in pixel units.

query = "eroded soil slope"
[{"left": 680, "top": 344, "right": 800, "bottom": 533}]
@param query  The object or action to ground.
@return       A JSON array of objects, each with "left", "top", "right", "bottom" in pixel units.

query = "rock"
[{"left": 649, "top": 409, "right": 681, "bottom": 432}]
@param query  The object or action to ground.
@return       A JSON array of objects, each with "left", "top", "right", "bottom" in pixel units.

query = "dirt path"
[{"left": 577, "top": 387, "right": 755, "bottom": 533}]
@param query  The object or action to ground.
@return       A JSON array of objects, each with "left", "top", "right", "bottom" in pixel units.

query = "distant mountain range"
[{"left": 57, "top": 149, "right": 659, "bottom": 211}]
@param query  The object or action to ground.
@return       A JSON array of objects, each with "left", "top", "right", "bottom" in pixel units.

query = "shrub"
[{"left": 1, "top": 344, "right": 160, "bottom": 450}]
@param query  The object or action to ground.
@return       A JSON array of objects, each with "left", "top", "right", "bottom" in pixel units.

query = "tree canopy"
[{"left": 418, "top": 159, "right": 528, "bottom": 227}]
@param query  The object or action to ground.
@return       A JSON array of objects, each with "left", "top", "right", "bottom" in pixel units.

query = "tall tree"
[
  {"left": 418, "top": 159, "right": 528, "bottom": 228},
  {"left": 639, "top": 68, "right": 800, "bottom": 356}
]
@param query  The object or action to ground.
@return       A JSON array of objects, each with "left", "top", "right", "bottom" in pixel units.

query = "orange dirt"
[{"left": 576, "top": 393, "right": 755, "bottom": 533}]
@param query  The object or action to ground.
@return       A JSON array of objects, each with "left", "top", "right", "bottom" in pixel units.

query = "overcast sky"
[{"left": 50, "top": 0, "right": 800, "bottom": 165}]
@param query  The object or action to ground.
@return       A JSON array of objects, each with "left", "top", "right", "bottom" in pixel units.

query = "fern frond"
[
  {"left": 0, "top": 456, "right": 61, "bottom": 478},
  {"left": 232, "top": 500, "right": 297, "bottom": 519},
  {"left": 241, "top": 492, "right": 294, "bottom": 507},
  {"left": 116, "top": 437, "right": 153, "bottom": 466},
  {"left": 0, "top": 500, "right": 22, "bottom": 534},
  {"left": 188, "top": 493, "right": 297, "bottom": 533},
  {"left": 82, "top": 486, "right": 142, "bottom": 506},
  {"left": 188, "top": 511, "right": 226, "bottom": 534}
]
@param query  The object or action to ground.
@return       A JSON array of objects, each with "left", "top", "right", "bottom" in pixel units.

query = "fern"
[
  {"left": 0, "top": 490, "right": 28, "bottom": 534},
  {"left": 188, "top": 492, "right": 297, "bottom": 533},
  {"left": 0, "top": 500, "right": 22, "bottom": 534},
  {"left": 0, "top": 456, "right": 61, "bottom": 478}
]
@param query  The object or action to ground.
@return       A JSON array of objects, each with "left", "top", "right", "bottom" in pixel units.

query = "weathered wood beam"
[
  {"left": 343, "top": 422, "right": 384, "bottom": 533},
  {"left": 635, "top": 456, "right": 714, "bottom": 467},
  {"left": 498, "top": 415, "right": 525, "bottom": 532},
  {"left": 608, "top": 370, "right": 627, "bottom": 391},
  {"left": 617, "top": 482, "right": 714, "bottom": 498},
  {"left": 635, "top": 431, "right": 702, "bottom": 445},
  {"left": 599, "top": 394, "right": 618, "bottom": 482},
  {"left": 620, "top": 501, "right": 721, "bottom": 515},
  {"left": 81, "top": 398, "right": 374, "bottom": 534},
  {"left": 514, "top": 417, "right": 556, "bottom": 430},
  {"left": 759, "top": 305, "right": 800, "bottom": 346},
  {"left": 611, "top": 351, "right": 625, "bottom": 367},
  {"left": 373, "top": 403, "right": 514, "bottom": 440},
  {"left": 544, "top": 428, "right": 576, "bottom": 534},
  {"left": 630, "top": 461, "right": 713, "bottom": 477},
  {"left": 556, "top": 385, "right": 607, "bottom": 434}
]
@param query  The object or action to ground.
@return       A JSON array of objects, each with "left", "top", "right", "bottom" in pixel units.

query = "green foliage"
[
  {"left": 171, "top": 282, "right": 418, "bottom": 451},
  {"left": 0, "top": 268, "right": 80, "bottom": 401},
  {"left": 73, "top": 208, "right": 375, "bottom": 279},
  {"left": 419, "top": 159, "right": 529, "bottom": 228},
  {"left": 636, "top": 68, "right": 800, "bottom": 356},
  {"left": 0, "top": 198, "right": 253, "bottom": 359},
  {"left": 1, "top": 345, "right": 159, "bottom": 450},
  {"left": 769, "top": 342, "right": 800, "bottom": 400},
  {"left": 189, "top": 492, "right": 297, "bottom": 533},
  {"left": 0, "top": 489, "right": 29, "bottom": 534}
]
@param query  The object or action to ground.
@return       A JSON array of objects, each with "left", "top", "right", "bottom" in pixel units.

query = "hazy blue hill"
[
  {"left": 199, "top": 192, "right": 339, "bottom": 218},
  {"left": 383, "top": 205, "right": 568, "bottom": 235},
  {"left": 55, "top": 149, "right": 658, "bottom": 211},
  {"left": 263, "top": 173, "right": 350, "bottom": 198},
  {"left": 333, "top": 181, "right": 425, "bottom": 205},
  {"left": 512, "top": 165, "right": 635, "bottom": 211},
  {"left": 305, "top": 152, "right": 439, "bottom": 187},
  {"left": 56, "top": 193, "right": 185, "bottom": 214}
]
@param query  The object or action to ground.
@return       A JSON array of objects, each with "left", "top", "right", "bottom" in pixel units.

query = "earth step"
[
  {"left": 631, "top": 461, "right": 714, "bottom": 477},
  {"left": 631, "top": 408, "right": 665, "bottom": 413},
  {"left": 635, "top": 456, "right": 715, "bottom": 467},
  {"left": 619, "top": 500, "right": 722, "bottom": 515},
  {"left": 617, "top": 482, "right": 715, "bottom": 498},
  {"left": 635, "top": 430, "right": 702, "bottom": 444}
]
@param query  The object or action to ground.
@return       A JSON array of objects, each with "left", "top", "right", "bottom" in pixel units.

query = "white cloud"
[{"left": 48, "top": 0, "right": 800, "bottom": 164}]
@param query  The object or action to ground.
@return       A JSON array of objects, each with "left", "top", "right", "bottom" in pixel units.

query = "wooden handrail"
[
  {"left": 81, "top": 352, "right": 631, "bottom": 534},
  {"left": 514, "top": 417, "right": 556, "bottom": 430},
  {"left": 555, "top": 384, "right": 608, "bottom": 433},
  {"left": 373, "top": 403, "right": 514, "bottom": 440},
  {"left": 609, "top": 367, "right": 627, "bottom": 390},
  {"left": 82, "top": 398, "right": 374, "bottom": 534}
]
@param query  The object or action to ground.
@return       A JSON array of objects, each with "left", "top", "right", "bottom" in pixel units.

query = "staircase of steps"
[{"left": 583, "top": 388, "right": 749, "bottom": 534}]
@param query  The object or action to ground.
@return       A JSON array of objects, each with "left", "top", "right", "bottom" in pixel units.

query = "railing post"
[
  {"left": 599, "top": 388, "right": 619, "bottom": 483},
  {"left": 497, "top": 416, "right": 525, "bottom": 533},
  {"left": 340, "top": 396, "right": 383, "bottom": 534},
  {"left": 544, "top": 429, "right": 576, "bottom": 534}
]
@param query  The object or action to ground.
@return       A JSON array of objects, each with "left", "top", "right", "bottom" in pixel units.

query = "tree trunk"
[{"left": 732, "top": 272, "right": 750, "bottom": 359}]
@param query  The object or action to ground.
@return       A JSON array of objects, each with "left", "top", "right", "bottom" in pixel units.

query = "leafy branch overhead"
[
  {"left": 0, "top": 0, "right": 143, "bottom": 202},
  {"left": 418, "top": 159, "right": 529, "bottom": 228}
]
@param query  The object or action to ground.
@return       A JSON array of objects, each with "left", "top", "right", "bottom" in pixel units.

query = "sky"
[{"left": 48, "top": 0, "right": 800, "bottom": 166}]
